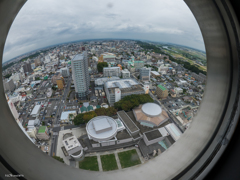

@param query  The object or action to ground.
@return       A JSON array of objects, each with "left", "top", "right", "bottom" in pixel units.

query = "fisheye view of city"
[{"left": 1, "top": 0, "right": 206, "bottom": 172}]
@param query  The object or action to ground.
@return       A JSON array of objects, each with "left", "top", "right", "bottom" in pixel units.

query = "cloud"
[{"left": 2, "top": 0, "right": 205, "bottom": 62}]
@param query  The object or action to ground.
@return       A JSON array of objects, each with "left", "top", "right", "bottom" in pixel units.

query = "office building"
[
  {"left": 3, "top": 79, "right": 15, "bottom": 92},
  {"left": 156, "top": 84, "right": 168, "bottom": 99},
  {"left": 22, "top": 62, "right": 32, "bottom": 73},
  {"left": 60, "top": 67, "right": 70, "bottom": 77},
  {"left": 103, "top": 67, "right": 121, "bottom": 77},
  {"left": 121, "top": 69, "right": 130, "bottom": 79},
  {"left": 34, "top": 58, "right": 41, "bottom": 66},
  {"left": 104, "top": 79, "right": 145, "bottom": 106},
  {"left": 139, "top": 67, "right": 151, "bottom": 81},
  {"left": 134, "top": 61, "right": 144, "bottom": 70},
  {"left": 71, "top": 52, "right": 90, "bottom": 98}
]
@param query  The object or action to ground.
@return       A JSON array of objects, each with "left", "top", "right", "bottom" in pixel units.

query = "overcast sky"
[{"left": 3, "top": 0, "right": 205, "bottom": 62}]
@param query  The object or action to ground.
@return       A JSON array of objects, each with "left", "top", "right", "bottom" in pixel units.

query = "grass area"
[
  {"left": 100, "top": 154, "right": 118, "bottom": 171},
  {"left": 79, "top": 156, "right": 99, "bottom": 171},
  {"left": 118, "top": 149, "right": 141, "bottom": 168}
]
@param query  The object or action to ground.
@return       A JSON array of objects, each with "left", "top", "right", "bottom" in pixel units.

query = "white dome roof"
[
  {"left": 141, "top": 103, "right": 162, "bottom": 117},
  {"left": 86, "top": 116, "right": 118, "bottom": 141}
]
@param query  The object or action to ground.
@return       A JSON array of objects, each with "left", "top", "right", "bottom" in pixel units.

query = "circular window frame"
[{"left": 0, "top": 0, "right": 240, "bottom": 179}]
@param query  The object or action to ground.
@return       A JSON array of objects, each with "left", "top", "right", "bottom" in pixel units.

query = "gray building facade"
[
  {"left": 71, "top": 52, "right": 90, "bottom": 98},
  {"left": 139, "top": 67, "right": 151, "bottom": 81},
  {"left": 103, "top": 67, "right": 121, "bottom": 77}
]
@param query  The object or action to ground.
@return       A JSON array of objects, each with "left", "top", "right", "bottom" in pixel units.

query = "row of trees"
[
  {"left": 73, "top": 107, "right": 117, "bottom": 125},
  {"left": 97, "top": 62, "right": 108, "bottom": 72},
  {"left": 73, "top": 111, "right": 97, "bottom": 125},
  {"left": 52, "top": 156, "right": 64, "bottom": 163},
  {"left": 114, "top": 94, "right": 154, "bottom": 111},
  {"left": 4, "top": 73, "right": 12, "bottom": 78}
]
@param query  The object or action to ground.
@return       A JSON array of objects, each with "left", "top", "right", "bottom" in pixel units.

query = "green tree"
[
  {"left": 73, "top": 114, "right": 84, "bottom": 125},
  {"left": 52, "top": 156, "right": 64, "bottom": 163},
  {"left": 4, "top": 73, "right": 12, "bottom": 78},
  {"left": 83, "top": 111, "right": 97, "bottom": 122},
  {"left": 114, "top": 94, "right": 153, "bottom": 111},
  {"left": 95, "top": 108, "right": 106, "bottom": 116},
  {"left": 97, "top": 62, "right": 108, "bottom": 72},
  {"left": 52, "top": 86, "right": 57, "bottom": 91}
]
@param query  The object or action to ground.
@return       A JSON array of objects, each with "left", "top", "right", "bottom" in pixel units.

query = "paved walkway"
[
  {"left": 114, "top": 152, "right": 122, "bottom": 170},
  {"left": 97, "top": 154, "right": 103, "bottom": 171}
]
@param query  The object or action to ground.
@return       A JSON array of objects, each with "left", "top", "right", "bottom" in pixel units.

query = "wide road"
[{"left": 50, "top": 76, "right": 72, "bottom": 157}]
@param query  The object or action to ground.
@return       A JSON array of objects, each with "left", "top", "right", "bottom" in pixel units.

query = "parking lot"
[
  {"left": 45, "top": 100, "right": 59, "bottom": 118},
  {"left": 161, "top": 98, "right": 187, "bottom": 111}
]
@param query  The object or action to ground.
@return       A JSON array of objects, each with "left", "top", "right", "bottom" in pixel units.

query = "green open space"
[
  {"left": 100, "top": 154, "right": 118, "bottom": 171},
  {"left": 118, "top": 149, "right": 141, "bottom": 168},
  {"left": 79, "top": 156, "right": 99, "bottom": 171}
]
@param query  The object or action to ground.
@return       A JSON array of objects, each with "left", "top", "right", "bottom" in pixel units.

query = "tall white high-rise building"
[{"left": 71, "top": 52, "right": 90, "bottom": 98}]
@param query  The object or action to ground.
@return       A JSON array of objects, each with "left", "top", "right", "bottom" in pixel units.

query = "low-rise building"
[
  {"left": 121, "top": 69, "right": 130, "bottom": 79},
  {"left": 60, "top": 67, "right": 70, "bottom": 77},
  {"left": 30, "top": 105, "right": 41, "bottom": 117},
  {"left": 103, "top": 67, "right": 121, "bottom": 77},
  {"left": 104, "top": 79, "right": 145, "bottom": 106},
  {"left": 151, "top": 71, "right": 160, "bottom": 78},
  {"left": 51, "top": 72, "right": 62, "bottom": 85},
  {"left": 62, "top": 133, "right": 83, "bottom": 160},
  {"left": 156, "top": 84, "right": 168, "bottom": 99},
  {"left": 60, "top": 111, "right": 77, "bottom": 124},
  {"left": 36, "top": 126, "right": 50, "bottom": 140}
]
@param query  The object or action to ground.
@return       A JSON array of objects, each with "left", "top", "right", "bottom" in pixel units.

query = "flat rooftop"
[
  {"left": 116, "top": 129, "right": 132, "bottom": 140},
  {"left": 117, "top": 111, "right": 139, "bottom": 133},
  {"left": 72, "top": 53, "right": 85, "bottom": 61},
  {"left": 38, "top": 126, "right": 46, "bottom": 134},
  {"left": 126, "top": 111, "right": 171, "bottom": 134},
  {"left": 145, "top": 129, "right": 162, "bottom": 141}
]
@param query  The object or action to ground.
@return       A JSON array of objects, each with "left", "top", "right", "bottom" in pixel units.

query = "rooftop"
[
  {"left": 142, "top": 103, "right": 162, "bottom": 117},
  {"left": 86, "top": 116, "right": 118, "bottom": 140},
  {"left": 145, "top": 129, "right": 162, "bottom": 141},
  {"left": 72, "top": 53, "right": 84, "bottom": 62},
  {"left": 38, "top": 126, "right": 46, "bottom": 133},
  {"left": 117, "top": 111, "right": 139, "bottom": 133},
  {"left": 157, "top": 84, "right": 166, "bottom": 91},
  {"left": 60, "top": 111, "right": 76, "bottom": 120},
  {"left": 105, "top": 78, "right": 139, "bottom": 89}
]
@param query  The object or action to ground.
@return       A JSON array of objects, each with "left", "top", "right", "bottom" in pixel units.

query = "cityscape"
[{"left": 2, "top": 39, "right": 206, "bottom": 171}]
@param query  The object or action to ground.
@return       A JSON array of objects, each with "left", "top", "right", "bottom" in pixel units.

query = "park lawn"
[
  {"left": 79, "top": 156, "right": 99, "bottom": 171},
  {"left": 118, "top": 149, "right": 141, "bottom": 168},
  {"left": 100, "top": 154, "right": 118, "bottom": 171}
]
